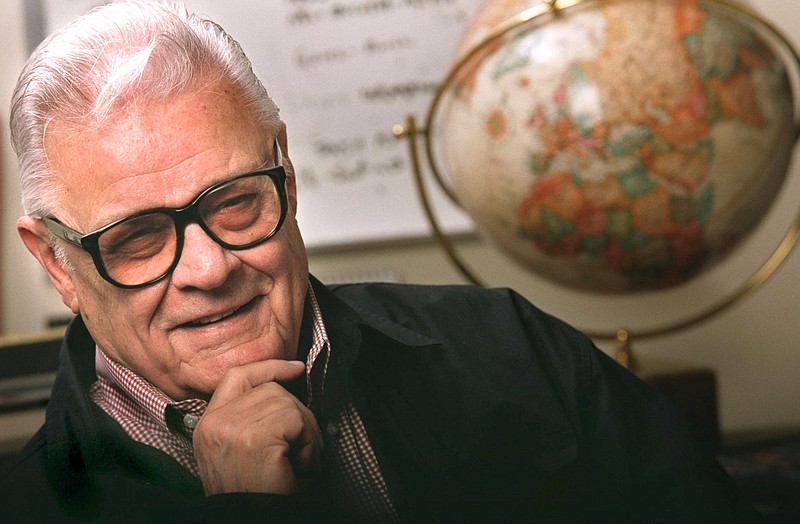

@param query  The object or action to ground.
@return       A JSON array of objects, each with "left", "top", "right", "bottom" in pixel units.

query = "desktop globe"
[{"left": 428, "top": 0, "right": 798, "bottom": 293}]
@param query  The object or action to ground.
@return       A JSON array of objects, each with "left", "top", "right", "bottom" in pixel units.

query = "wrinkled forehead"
[{"left": 44, "top": 87, "right": 272, "bottom": 230}]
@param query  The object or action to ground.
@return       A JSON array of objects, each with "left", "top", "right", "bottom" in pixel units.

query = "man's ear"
[
  {"left": 276, "top": 120, "right": 298, "bottom": 214},
  {"left": 17, "top": 216, "right": 81, "bottom": 314}
]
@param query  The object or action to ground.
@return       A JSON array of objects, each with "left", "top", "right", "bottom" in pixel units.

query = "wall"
[
  {"left": 0, "top": 0, "right": 30, "bottom": 333},
  {"left": 2, "top": 0, "right": 800, "bottom": 437}
]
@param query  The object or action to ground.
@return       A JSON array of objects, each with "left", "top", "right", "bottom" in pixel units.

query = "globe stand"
[
  {"left": 393, "top": 0, "right": 800, "bottom": 361},
  {"left": 613, "top": 329, "right": 636, "bottom": 371}
]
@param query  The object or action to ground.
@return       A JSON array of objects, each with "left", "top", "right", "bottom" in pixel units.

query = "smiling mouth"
[{"left": 188, "top": 305, "right": 244, "bottom": 327}]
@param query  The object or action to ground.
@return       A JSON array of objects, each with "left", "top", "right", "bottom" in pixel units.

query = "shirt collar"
[
  {"left": 304, "top": 282, "right": 330, "bottom": 408},
  {"left": 94, "top": 346, "right": 206, "bottom": 434}
]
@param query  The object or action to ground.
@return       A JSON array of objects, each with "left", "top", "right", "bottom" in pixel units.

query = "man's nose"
[{"left": 170, "top": 223, "right": 241, "bottom": 289}]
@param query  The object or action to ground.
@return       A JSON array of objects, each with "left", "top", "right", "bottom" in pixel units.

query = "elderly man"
[{"left": 1, "top": 1, "right": 755, "bottom": 522}]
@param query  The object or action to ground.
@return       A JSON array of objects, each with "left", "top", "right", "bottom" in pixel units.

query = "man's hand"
[{"left": 193, "top": 360, "right": 323, "bottom": 496}]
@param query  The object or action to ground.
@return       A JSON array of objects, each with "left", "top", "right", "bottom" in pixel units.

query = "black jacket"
[{"left": 0, "top": 278, "right": 757, "bottom": 522}]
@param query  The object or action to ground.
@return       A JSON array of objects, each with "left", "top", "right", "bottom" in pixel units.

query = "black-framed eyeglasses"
[{"left": 41, "top": 140, "right": 288, "bottom": 289}]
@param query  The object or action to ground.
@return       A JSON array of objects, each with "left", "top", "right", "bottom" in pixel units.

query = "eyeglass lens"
[{"left": 97, "top": 173, "right": 282, "bottom": 286}]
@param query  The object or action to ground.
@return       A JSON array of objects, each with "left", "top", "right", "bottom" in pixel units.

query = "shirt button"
[
  {"left": 183, "top": 414, "right": 199, "bottom": 429},
  {"left": 326, "top": 422, "right": 339, "bottom": 437}
]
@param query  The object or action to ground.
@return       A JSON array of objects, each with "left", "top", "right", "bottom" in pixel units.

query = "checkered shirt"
[{"left": 90, "top": 283, "right": 399, "bottom": 521}]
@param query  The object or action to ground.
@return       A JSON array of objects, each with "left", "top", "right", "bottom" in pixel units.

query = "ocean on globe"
[{"left": 435, "top": 0, "right": 798, "bottom": 293}]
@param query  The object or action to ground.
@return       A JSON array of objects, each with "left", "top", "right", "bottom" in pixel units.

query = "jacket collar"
[
  {"left": 49, "top": 318, "right": 208, "bottom": 495},
  {"left": 306, "top": 275, "right": 440, "bottom": 420},
  {"left": 309, "top": 274, "right": 439, "bottom": 353},
  {"left": 47, "top": 316, "right": 101, "bottom": 455}
]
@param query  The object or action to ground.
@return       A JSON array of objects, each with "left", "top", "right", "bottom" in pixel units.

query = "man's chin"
[{"left": 175, "top": 341, "right": 293, "bottom": 398}]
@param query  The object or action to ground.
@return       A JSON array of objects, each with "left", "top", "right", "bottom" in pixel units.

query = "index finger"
[{"left": 209, "top": 359, "right": 305, "bottom": 408}]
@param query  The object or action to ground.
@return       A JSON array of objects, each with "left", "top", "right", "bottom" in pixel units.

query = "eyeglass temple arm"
[{"left": 42, "top": 217, "right": 84, "bottom": 247}]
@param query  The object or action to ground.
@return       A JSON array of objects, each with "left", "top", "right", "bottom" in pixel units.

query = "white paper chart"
[{"left": 33, "top": 0, "right": 484, "bottom": 248}]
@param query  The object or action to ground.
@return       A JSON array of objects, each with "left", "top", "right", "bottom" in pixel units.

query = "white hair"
[{"left": 10, "top": 0, "right": 281, "bottom": 218}]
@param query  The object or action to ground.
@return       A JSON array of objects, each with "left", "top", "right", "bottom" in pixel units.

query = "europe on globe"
[{"left": 435, "top": 0, "right": 798, "bottom": 292}]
